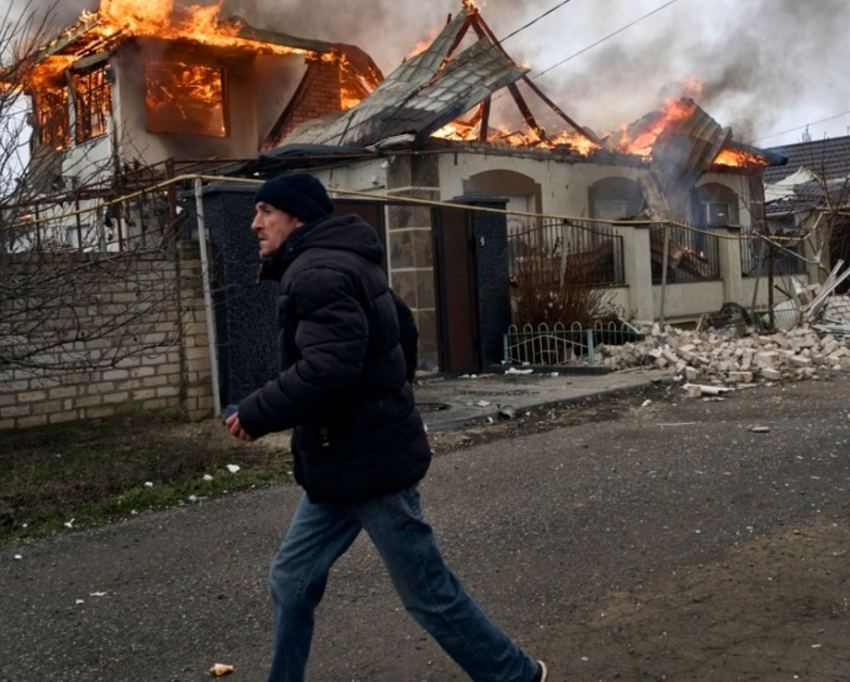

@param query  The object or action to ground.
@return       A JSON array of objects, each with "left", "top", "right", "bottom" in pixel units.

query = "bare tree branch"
[{"left": 0, "top": 1, "right": 205, "bottom": 375}]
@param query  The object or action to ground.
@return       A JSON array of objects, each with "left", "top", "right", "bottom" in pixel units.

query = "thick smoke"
[
  {"left": 9, "top": 0, "right": 850, "bottom": 147},
  {"left": 223, "top": 0, "right": 850, "bottom": 147},
  {"left": 6, "top": 0, "right": 98, "bottom": 31},
  {"left": 524, "top": 0, "right": 850, "bottom": 147}
]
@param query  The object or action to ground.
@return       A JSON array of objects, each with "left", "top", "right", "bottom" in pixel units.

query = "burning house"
[
  {"left": 4, "top": 0, "right": 381, "bottom": 248},
  {"left": 5, "top": 0, "right": 804, "bottom": 373},
  {"left": 232, "top": 1, "right": 793, "bottom": 368}
]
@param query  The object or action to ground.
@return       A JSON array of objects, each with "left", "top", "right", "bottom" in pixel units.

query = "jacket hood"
[{"left": 259, "top": 213, "right": 384, "bottom": 281}]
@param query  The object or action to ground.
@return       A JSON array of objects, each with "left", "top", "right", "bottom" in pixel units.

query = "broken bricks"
[{"left": 597, "top": 300, "right": 850, "bottom": 391}]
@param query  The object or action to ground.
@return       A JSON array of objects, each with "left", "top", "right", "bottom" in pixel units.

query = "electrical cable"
[{"left": 531, "top": 0, "right": 684, "bottom": 80}]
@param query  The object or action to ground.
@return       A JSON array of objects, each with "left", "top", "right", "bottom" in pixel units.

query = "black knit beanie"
[{"left": 255, "top": 173, "right": 334, "bottom": 223}]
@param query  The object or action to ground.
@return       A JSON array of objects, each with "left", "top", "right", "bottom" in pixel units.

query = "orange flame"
[
  {"left": 430, "top": 118, "right": 600, "bottom": 156},
  {"left": 611, "top": 98, "right": 697, "bottom": 157},
  {"left": 713, "top": 147, "right": 770, "bottom": 169},
  {"left": 22, "top": 0, "right": 317, "bottom": 149},
  {"left": 406, "top": 26, "right": 442, "bottom": 61},
  {"left": 146, "top": 60, "right": 225, "bottom": 136},
  {"left": 78, "top": 0, "right": 307, "bottom": 55},
  {"left": 93, "top": 0, "right": 237, "bottom": 45}
]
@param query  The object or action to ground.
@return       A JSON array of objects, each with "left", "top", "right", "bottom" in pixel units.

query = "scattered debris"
[
  {"left": 209, "top": 663, "right": 235, "bottom": 677},
  {"left": 498, "top": 405, "right": 518, "bottom": 420},
  {"left": 598, "top": 282, "right": 850, "bottom": 391},
  {"left": 225, "top": 464, "right": 240, "bottom": 474},
  {"left": 504, "top": 367, "right": 534, "bottom": 375},
  {"left": 748, "top": 425, "right": 771, "bottom": 433},
  {"left": 683, "top": 384, "right": 734, "bottom": 398},
  {"left": 801, "top": 260, "right": 850, "bottom": 324},
  {"left": 697, "top": 301, "right": 752, "bottom": 337}
]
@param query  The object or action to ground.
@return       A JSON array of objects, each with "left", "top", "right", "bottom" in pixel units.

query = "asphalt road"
[{"left": 2, "top": 372, "right": 849, "bottom": 682}]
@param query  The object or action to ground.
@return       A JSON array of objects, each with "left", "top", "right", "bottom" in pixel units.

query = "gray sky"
[{"left": 8, "top": 0, "right": 850, "bottom": 151}]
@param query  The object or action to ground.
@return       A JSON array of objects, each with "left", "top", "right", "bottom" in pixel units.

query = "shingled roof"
[{"left": 764, "top": 136, "right": 850, "bottom": 208}]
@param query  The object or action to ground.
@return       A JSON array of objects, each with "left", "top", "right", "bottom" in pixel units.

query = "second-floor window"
[
  {"left": 35, "top": 86, "right": 71, "bottom": 150},
  {"left": 145, "top": 60, "right": 226, "bottom": 137},
  {"left": 74, "top": 66, "right": 112, "bottom": 143}
]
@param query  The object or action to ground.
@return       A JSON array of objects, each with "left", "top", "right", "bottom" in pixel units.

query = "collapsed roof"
[{"left": 281, "top": 4, "right": 596, "bottom": 150}]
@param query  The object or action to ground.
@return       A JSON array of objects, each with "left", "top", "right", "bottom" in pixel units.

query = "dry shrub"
[{"left": 512, "top": 253, "right": 613, "bottom": 327}]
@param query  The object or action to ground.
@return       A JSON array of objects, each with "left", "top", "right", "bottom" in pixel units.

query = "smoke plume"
[{"left": 8, "top": 0, "right": 850, "bottom": 148}]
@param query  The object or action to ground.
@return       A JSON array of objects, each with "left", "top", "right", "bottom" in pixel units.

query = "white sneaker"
[{"left": 534, "top": 660, "right": 548, "bottom": 682}]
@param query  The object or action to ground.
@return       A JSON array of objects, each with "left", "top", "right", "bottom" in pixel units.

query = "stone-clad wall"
[
  {"left": 0, "top": 244, "right": 213, "bottom": 431},
  {"left": 386, "top": 155, "right": 441, "bottom": 371}
]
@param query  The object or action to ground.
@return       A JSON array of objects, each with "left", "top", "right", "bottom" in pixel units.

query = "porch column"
[
  {"left": 618, "top": 223, "right": 653, "bottom": 321},
  {"left": 719, "top": 224, "right": 744, "bottom": 303}
]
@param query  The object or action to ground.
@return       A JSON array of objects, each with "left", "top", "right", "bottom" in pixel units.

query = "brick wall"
[
  {"left": 0, "top": 244, "right": 214, "bottom": 430},
  {"left": 275, "top": 58, "right": 343, "bottom": 143}
]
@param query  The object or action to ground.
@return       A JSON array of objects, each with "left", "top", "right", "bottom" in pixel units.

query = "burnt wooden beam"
[
  {"left": 507, "top": 82, "right": 547, "bottom": 142},
  {"left": 479, "top": 98, "right": 491, "bottom": 143},
  {"left": 520, "top": 75, "right": 599, "bottom": 144}
]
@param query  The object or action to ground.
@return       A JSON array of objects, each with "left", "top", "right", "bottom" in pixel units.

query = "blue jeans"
[{"left": 266, "top": 485, "right": 538, "bottom": 682}]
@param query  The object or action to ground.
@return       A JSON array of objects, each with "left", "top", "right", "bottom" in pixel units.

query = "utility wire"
[
  {"left": 325, "top": 0, "right": 579, "bottom": 144},
  {"left": 754, "top": 110, "right": 850, "bottom": 145},
  {"left": 498, "top": 0, "right": 576, "bottom": 45},
  {"left": 312, "top": 0, "right": 679, "bottom": 145},
  {"left": 532, "top": 0, "right": 684, "bottom": 81}
]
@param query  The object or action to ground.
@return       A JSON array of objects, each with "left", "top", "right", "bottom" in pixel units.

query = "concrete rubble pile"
[{"left": 596, "top": 291, "right": 850, "bottom": 390}]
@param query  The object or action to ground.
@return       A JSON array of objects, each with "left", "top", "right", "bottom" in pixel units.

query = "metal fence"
[
  {"left": 1, "top": 159, "right": 232, "bottom": 256},
  {"left": 507, "top": 218, "right": 625, "bottom": 286},
  {"left": 503, "top": 320, "right": 644, "bottom": 367},
  {"left": 650, "top": 224, "right": 720, "bottom": 284},
  {"left": 740, "top": 236, "right": 807, "bottom": 277},
  {"left": 2, "top": 186, "right": 189, "bottom": 255}
]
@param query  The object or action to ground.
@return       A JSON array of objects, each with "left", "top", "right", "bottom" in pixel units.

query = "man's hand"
[{"left": 225, "top": 411, "right": 255, "bottom": 442}]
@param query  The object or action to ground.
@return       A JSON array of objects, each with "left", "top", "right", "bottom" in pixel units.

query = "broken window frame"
[
  {"left": 589, "top": 177, "right": 644, "bottom": 221},
  {"left": 73, "top": 65, "right": 113, "bottom": 144},
  {"left": 33, "top": 84, "right": 71, "bottom": 150},
  {"left": 703, "top": 200, "right": 732, "bottom": 227},
  {"left": 144, "top": 59, "right": 228, "bottom": 138},
  {"left": 696, "top": 183, "right": 740, "bottom": 227}
]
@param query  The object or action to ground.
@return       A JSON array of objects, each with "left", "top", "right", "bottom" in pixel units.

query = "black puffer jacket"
[{"left": 237, "top": 213, "right": 431, "bottom": 503}]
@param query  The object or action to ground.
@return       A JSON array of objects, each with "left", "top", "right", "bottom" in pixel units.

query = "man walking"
[{"left": 225, "top": 173, "right": 547, "bottom": 682}]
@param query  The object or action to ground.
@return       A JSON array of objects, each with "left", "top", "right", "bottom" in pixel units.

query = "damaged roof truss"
[{"left": 283, "top": 5, "right": 598, "bottom": 149}]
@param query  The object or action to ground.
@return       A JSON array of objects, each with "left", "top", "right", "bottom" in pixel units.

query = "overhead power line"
[
  {"left": 532, "top": 0, "right": 684, "bottom": 81},
  {"left": 498, "top": 0, "right": 577, "bottom": 45},
  {"left": 754, "top": 110, "right": 850, "bottom": 145}
]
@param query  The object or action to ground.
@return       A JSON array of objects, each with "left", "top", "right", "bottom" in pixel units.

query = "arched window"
[
  {"left": 463, "top": 168, "right": 541, "bottom": 241},
  {"left": 695, "top": 183, "right": 739, "bottom": 226},
  {"left": 589, "top": 177, "right": 644, "bottom": 220}
]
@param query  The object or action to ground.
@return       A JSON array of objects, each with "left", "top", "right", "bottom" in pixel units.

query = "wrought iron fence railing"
[
  {"left": 649, "top": 224, "right": 720, "bottom": 283},
  {"left": 740, "top": 236, "right": 807, "bottom": 277},
  {"left": 507, "top": 218, "right": 625, "bottom": 286},
  {"left": 503, "top": 320, "right": 644, "bottom": 367}
]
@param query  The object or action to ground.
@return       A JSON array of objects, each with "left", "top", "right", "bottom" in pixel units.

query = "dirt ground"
[{"left": 1, "top": 373, "right": 849, "bottom": 682}]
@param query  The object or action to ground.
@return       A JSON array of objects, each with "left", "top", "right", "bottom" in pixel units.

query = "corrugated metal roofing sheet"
[{"left": 283, "top": 10, "right": 527, "bottom": 148}]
